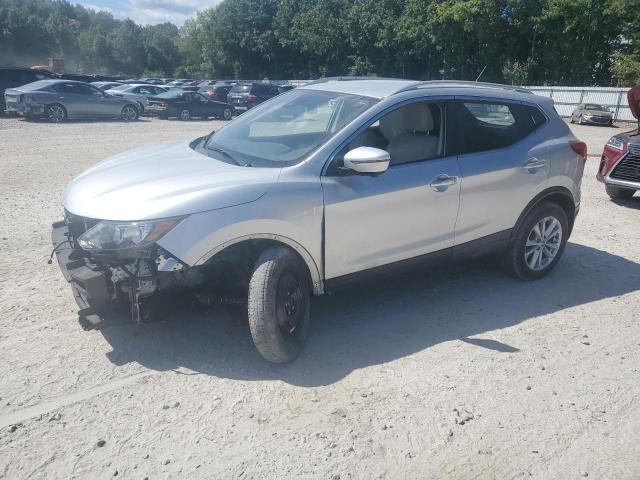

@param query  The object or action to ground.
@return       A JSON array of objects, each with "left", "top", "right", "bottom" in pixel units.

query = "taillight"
[
  {"left": 569, "top": 141, "right": 587, "bottom": 162},
  {"left": 247, "top": 95, "right": 257, "bottom": 102},
  {"left": 210, "top": 92, "right": 219, "bottom": 98}
]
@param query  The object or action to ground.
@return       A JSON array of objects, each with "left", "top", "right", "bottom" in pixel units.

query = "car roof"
[
  {"left": 300, "top": 78, "right": 538, "bottom": 101},
  {"left": 300, "top": 78, "right": 419, "bottom": 98}
]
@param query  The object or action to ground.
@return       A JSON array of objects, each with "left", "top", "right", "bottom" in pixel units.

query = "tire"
[
  {"left": 121, "top": 104, "right": 138, "bottom": 122},
  {"left": 221, "top": 107, "right": 233, "bottom": 120},
  {"left": 605, "top": 185, "right": 635, "bottom": 200},
  {"left": 179, "top": 108, "right": 191, "bottom": 121},
  {"left": 502, "top": 202, "right": 569, "bottom": 280},
  {"left": 578, "top": 115, "right": 584, "bottom": 125},
  {"left": 248, "top": 247, "right": 311, "bottom": 363},
  {"left": 46, "top": 103, "right": 67, "bottom": 123},
  {"left": 570, "top": 115, "right": 575, "bottom": 124}
]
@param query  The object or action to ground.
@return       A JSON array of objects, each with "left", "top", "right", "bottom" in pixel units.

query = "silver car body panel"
[
  {"left": 105, "top": 84, "right": 167, "bottom": 110},
  {"left": 62, "top": 140, "right": 281, "bottom": 221},
  {"left": 61, "top": 80, "right": 583, "bottom": 295}
]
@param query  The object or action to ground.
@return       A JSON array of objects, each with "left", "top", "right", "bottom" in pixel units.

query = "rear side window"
[
  {"left": 527, "top": 106, "right": 547, "bottom": 128},
  {"left": 451, "top": 100, "right": 533, "bottom": 155}
]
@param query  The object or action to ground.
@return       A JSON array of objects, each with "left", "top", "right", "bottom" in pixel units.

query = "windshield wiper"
[{"left": 206, "top": 145, "right": 251, "bottom": 167}]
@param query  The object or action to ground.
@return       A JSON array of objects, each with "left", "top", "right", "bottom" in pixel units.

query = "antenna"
[{"left": 475, "top": 66, "right": 487, "bottom": 82}]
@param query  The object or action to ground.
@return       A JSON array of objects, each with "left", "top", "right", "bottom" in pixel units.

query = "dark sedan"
[{"left": 146, "top": 90, "right": 233, "bottom": 120}]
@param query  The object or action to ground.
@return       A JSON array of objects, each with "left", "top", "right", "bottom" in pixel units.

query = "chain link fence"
[{"left": 525, "top": 86, "right": 633, "bottom": 122}]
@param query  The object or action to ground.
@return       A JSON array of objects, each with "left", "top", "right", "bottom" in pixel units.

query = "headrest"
[{"left": 379, "top": 103, "right": 435, "bottom": 141}]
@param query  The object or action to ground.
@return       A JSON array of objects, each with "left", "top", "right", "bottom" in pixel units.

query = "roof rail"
[
  {"left": 395, "top": 80, "right": 533, "bottom": 95},
  {"left": 303, "top": 76, "right": 403, "bottom": 86}
]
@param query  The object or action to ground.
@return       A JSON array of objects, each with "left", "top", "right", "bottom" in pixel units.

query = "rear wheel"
[
  {"left": 502, "top": 202, "right": 568, "bottom": 280},
  {"left": 46, "top": 103, "right": 67, "bottom": 123},
  {"left": 179, "top": 108, "right": 191, "bottom": 121},
  {"left": 121, "top": 105, "right": 138, "bottom": 121},
  {"left": 248, "top": 247, "right": 311, "bottom": 363},
  {"left": 605, "top": 185, "right": 635, "bottom": 200}
]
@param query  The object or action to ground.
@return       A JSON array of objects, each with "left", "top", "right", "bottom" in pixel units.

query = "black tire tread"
[
  {"left": 248, "top": 247, "right": 310, "bottom": 363},
  {"left": 503, "top": 201, "right": 569, "bottom": 281}
]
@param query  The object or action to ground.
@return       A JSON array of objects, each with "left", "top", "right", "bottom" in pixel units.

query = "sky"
[{"left": 77, "top": 0, "right": 223, "bottom": 26}]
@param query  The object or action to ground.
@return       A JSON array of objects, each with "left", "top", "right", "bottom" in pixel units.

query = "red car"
[{"left": 597, "top": 87, "right": 639, "bottom": 200}]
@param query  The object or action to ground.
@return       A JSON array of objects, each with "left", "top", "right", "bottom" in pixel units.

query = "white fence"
[{"left": 525, "top": 86, "right": 634, "bottom": 122}]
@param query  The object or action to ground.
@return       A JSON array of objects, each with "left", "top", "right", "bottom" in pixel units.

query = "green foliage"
[{"left": 0, "top": 0, "right": 638, "bottom": 85}]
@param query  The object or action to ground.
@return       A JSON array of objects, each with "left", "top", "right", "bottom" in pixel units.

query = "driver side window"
[{"left": 342, "top": 101, "right": 444, "bottom": 166}]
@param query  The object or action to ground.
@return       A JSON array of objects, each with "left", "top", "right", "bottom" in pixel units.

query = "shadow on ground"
[
  {"left": 99, "top": 242, "right": 640, "bottom": 386},
  {"left": 611, "top": 195, "right": 640, "bottom": 210}
]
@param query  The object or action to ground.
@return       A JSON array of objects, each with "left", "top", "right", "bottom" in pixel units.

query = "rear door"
[{"left": 451, "top": 98, "right": 549, "bottom": 246}]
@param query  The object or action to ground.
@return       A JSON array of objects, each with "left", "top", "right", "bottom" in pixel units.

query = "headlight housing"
[
  {"left": 606, "top": 136, "right": 625, "bottom": 151},
  {"left": 77, "top": 217, "right": 184, "bottom": 252}
]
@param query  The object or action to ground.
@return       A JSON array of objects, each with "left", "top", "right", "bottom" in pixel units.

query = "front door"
[
  {"left": 322, "top": 100, "right": 461, "bottom": 279},
  {"left": 81, "top": 83, "right": 123, "bottom": 117}
]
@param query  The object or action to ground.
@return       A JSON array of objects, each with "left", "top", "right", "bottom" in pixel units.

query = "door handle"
[
  {"left": 430, "top": 174, "right": 458, "bottom": 191},
  {"left": 523, "top": 157, "right": 546, "bottom": 173}
]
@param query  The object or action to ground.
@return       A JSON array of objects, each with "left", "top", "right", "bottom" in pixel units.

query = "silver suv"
[{"left": 52, "top": 79, "right": 586, "bottom": 363}]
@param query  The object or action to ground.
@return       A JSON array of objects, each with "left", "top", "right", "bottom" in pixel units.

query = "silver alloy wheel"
[
  {"left": 121, "top": 105, "right": 137, "bottom": 121},
  {"left": 525, "top": 216, "right": 562, "bottom": 271},
  {"left": 223, "top": 108, "right": 232, "bottom": 120},
  {"left": 48, "top": 104, "right": 65, "bottom": 122},
  {"left": 180, "top": 109, "right": 191, "bottom": 121}
]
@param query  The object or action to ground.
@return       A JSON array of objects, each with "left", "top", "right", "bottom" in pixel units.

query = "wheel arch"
[
  {"left": 197, "top": 234, "right": 324, "bottom": 295},
  {"left": 512, "top": 186, "right": 577, "bottom": 240}
]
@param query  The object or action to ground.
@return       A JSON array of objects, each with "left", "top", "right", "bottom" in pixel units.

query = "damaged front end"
[{"left": 51, "top": 211, "right": 207, "bottom": 328}]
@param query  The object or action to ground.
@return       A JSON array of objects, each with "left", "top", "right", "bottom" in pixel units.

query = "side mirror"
[{"left": 343, "top": 147, "right": 390, "bottom": 175}]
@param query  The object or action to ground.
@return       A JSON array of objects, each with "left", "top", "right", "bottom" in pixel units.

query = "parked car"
[
  {"left": 52, "top": 79, "right": 586, "bottom": 363},
  {"left": 104, "top": 84, "right": 167, "bottom": 112},
  {"left": 59, "top": 73, "right": 98, "bottom": 83},
  {"left": 597, "top": 132, "right": 639, "bottom": 200},
  {"left": 91, "top": 81, "right": 124, "bottom": 91},
  {"left": 198, "top": 83, "right": 234, "bottom": 101},
  {"left": 570, "top": 103, "right": 613, "bottom": 125},
  {"left": 146, "top": 90, "right": 233, "bottom": 120},
  {"left": 5, "top": 79, "right": 139, "bottom": 122},
  {"left": 227, "top": 82, "right": 280, "bottom": 111},
  {"left": 1, "top": 67, "right": 55, "bottom": 113},
  {"left": 277, "top": 84, "right": 295, "bottom": 94},
  {"left": 140, "top": 78, "right": 164, "bottom": 85}
]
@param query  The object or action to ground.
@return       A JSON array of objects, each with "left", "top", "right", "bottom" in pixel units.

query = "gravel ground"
[{"left": 0, "top": 116, "right": 639, "bottom": 479}]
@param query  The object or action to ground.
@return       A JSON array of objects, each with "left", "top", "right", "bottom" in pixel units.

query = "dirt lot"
[{"left": 0, "top": 116, "right": 639, "bottom": 479}]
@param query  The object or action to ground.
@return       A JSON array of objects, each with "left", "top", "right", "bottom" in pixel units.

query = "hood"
[
  {"left": 62, "top": 140, "right": 281, "bottom": 221},
  {"left": 584, "top": 110, "right": 612, "bottom": 117}
]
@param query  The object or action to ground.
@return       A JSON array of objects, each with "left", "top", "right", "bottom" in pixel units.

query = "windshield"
[
  {"left": 230, "top": 84, "right": 251, "bottom": 93},
  {"left": 204, "top": 89, "right": 378, "bottom": 167},
  {"left": 585, "top": 104, "right": 609, "bottom": 112}
]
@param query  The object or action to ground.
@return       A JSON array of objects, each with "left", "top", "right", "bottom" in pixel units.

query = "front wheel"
[
  {"left": 179, "top": 108, "right": 191, "bottom": 121},
  {"left": 502, "top": 202, "right": 569, "bottom": 280},
  {"left": 121, "top": 105, "right": 138, "bottom": 122},
  {"left": 248, "top": 247, "right": 311, "bottom": 363},
  {"left": 606, "top": 185, "right": 635, "bottom": 200}
]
